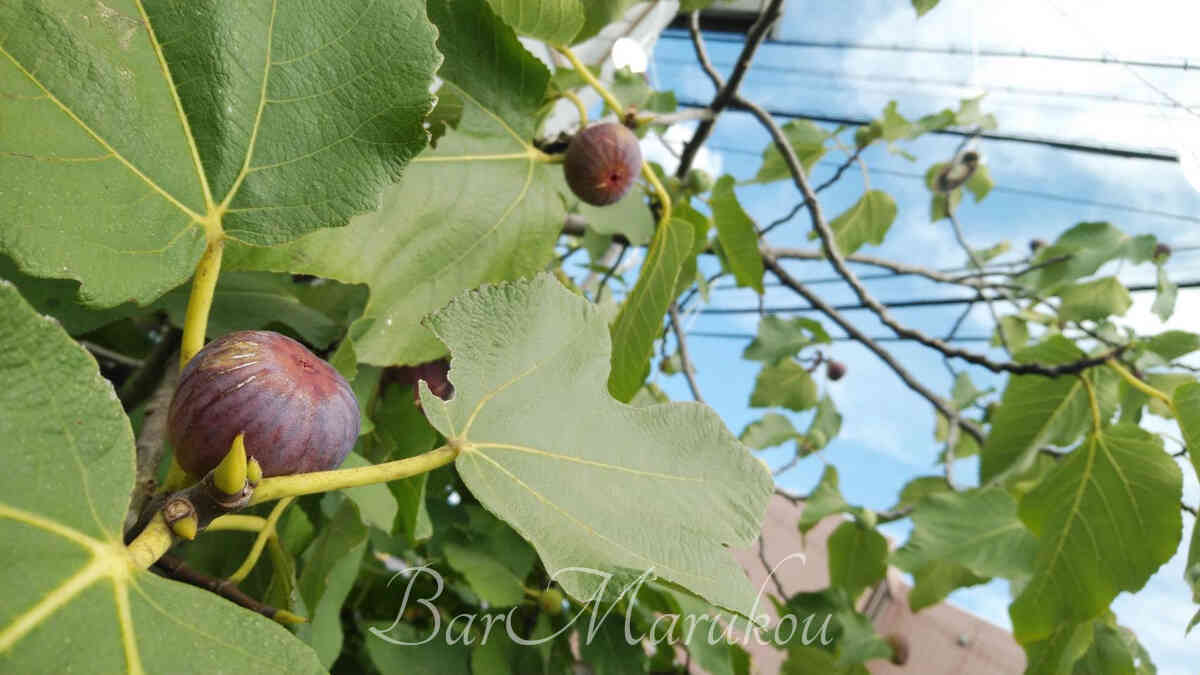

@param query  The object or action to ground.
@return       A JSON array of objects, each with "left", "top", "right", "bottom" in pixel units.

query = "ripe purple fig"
[
  {"left": 564, "top": 122, "right": 642, "bottom": 206},
  {"left": 167, "top": 330, "right": 359, "bottom": 478},
  {"left": 826, "top": 360, "right": 847, "bottom": 381},
  {"left": 390, "top": 359, "right": 454, "bottom": 407}
]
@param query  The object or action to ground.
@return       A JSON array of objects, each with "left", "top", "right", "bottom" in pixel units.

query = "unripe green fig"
[
  {"left": 538, "top": 588, "right": 565, "bottom": 616},
  {"left": 167, "top": 330, "right": 359, "bottom": 478},
  {"left": 684, "top": 168, "right": 714, "bottom": 194},
  {"left": 564, "top": 123, "right": 642, "bottom": 206}
]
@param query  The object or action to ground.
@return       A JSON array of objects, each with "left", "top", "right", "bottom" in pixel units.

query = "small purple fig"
[
  {"left": 564, "top": 122, "right": 642, "bottom": 206},
  {"left": 167, "top": 330, "right": 359, "bottom": 478},
  {"left": 391, "top": 359, "right": 454, "bottom": 407},
  {"left": 826, "top": 360, "right": 847, "bottom": 381},
  {"left": 885, "top": 633, "right": 910, "bottom": 665}
]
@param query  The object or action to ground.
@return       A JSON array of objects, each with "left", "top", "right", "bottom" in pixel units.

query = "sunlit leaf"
[
  {"left": 750, "top": 359, "right": 819, "bottom": 411},
  {"left": 814, "top": 190, "right": 897, "bottom": 255},
  {"left": 740, "top": 413, "right": 799, "bottom": 450},
  {"left": 711, "top": 176, "right": 765, "bottom": 293},
  {"left": 608, "top": 218, "right": 692, "bottom": 402},
  {"left": 1011, "top": 425, "right": 1181, "bottom": 643},
  {"left": 980, "top": 337, "right": 1089, "bottom": 482},
  {"left": 743, "top": 316, "right": 831, "bottom": 364},
  {"left": 231, "top": 0, "right": 565, "bottom": 367},
  {"left": 419, "top": 275, "right": 772, "bottom": 616},
  {"left": 754, "top": 120, "right": 828, "bottom": 184},
  {"left": 892, "top": 487, "right": 1036, "bottom": 581},
  {"left": 827, "top": 522, "right": 887, "bottom": 601},
  {"left": 1056, "top": 277, "right": 1132, "bottom": 322}
]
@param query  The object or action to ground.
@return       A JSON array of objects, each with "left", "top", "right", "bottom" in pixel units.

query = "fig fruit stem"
[
  {"left": 126, "top": 512, "right": 176, "bottom": 570},
  {"left": 228, "top": 497, "right": 293, "bottom": 584},
  {"left": 207, "top": 514, "right": 269, "bottom": 533},
  {"left": 1106, "top": 358, "right": 1174, "bottom": 411},
  {"left": 555, "top": 45, "right": 624, "bottom": 117},
  {"left": 561, "top": 88, "right": 588, "bottom": 128},
  {"left": 641, "top": 160, "right": 673, "bottom": 226},
  {"left": 180, "top": 236, "right": 225, "bottom": 369},
  {"left": 248, "top": 444, "right": 458, "bottom": 505}
]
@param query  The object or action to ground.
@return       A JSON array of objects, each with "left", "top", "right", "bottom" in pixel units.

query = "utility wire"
[
  {"left": 659, "top": 31, "right": 1199, "bottom": 72},
  {"left": 658, "top": 57, "right": 1196, "bottom": 110},
  {"left": 687, "top": 330, "right": 993, "bottom": 343},
  {"left": 677, "top": 101, "right": 1178, "bottom": 162},
  {"left": 707, "top": 147, "right": 1200, "bottom": 224},
  {"left": 698, "top": 278, "right": 1200, "bottom": 315}
]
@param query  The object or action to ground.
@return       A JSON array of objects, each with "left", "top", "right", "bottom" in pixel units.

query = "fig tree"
[
  {"left": 167, "top": 330, "right": 359, "bottom": 478},
  {"left": 564, "top": 122, "right": 642, "bottom": 206}
]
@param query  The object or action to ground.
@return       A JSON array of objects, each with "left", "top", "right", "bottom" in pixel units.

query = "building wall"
[{"left": 727, "top": 493, "right": 1026, "bottom": 674}]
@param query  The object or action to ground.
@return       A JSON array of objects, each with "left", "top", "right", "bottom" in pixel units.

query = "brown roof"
[{"left": 729, "top": 493, "right": 1027, "bottom": 674}]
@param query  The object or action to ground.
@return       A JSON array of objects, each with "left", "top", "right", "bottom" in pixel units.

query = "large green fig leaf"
[
  {"left": 231, "top": 0, "right": 565, "bottom": 367},
  {"left": 418, "top": 275, "right": 773, "bottom": 616},
  {"left": 1, "top": 0, "right": 438, "bottom": 307},
  {"left": 484, "top": 0, "right": 585, "bottom": 45},
  {"left": 607, "top": 217, "right": 692, "bottom": 402},
  {"left": 0, "top": 281, "right": 322, "bottom": 672},
  {"left": 1011, "top": 425, "right": 1181, "bottom": 643},
  {"left": 980, "top": 337, "right": 1090, "bottom": 482},
  {"left": 892, "top": 487, "right": 1036, "bottom": 580}
]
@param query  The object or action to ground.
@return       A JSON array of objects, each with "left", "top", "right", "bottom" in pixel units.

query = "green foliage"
[
  {"left": 711, "top": 176, "right": 766, "bottom": 293},
  {"left": 0, "top": 282, "right": 324, "bottom": 671},
  {"left": 751, "top": 359, "right": 820, "bottom": 411},
  {"left": 608, "top": 218, "right": 693, "bottom": 402},
  {"left": 743, "top": 316, "right": 832, "bottom": 364},
  {"left": 1011, "top": 425, "right": 1181, "bottom": 643},
  {"left": 1, "top": 0, "right": 437, "bottom": 306},
  {"left": 754, "top": 120, "right": 829, "bottom": 183},
  {"left": 420, "top": 276, "right": 773, "bottom": 615},
  {"left": 811, "top": 190, "right": 898, "bottom": 254},
  {"left": 231, "top": 0, "right": 565, "bottom": 368},
  {"left": 2, "top": 2, "right": 1195, "bottom": 672}
]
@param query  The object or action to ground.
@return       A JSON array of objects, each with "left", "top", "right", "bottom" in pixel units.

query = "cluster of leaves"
[{"left": 2, "top": 0, "right": 1197, "bottom": 674}]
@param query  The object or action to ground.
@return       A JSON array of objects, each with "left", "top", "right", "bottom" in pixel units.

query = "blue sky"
[{"left": 627, "top": 1, "right": 1200, "bottom": 671}]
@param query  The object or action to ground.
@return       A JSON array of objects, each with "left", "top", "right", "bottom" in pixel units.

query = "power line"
[
  {"left": 697, "top": 278, "right": 1200, "bottom": 315},
  {"left": 658, "top": 57, "right": 1195, "bottom": 110},
  {"left": 659, "top": 30, "right": 1198, "bottom": 72},
  {"left": 677, "top": 101, "right": 1179, "bottom": 162},
  {"left": 706, "top": 246, "right": 1200, "bottom": 291},
  {"left": 688, "top": 331, "right": 993, "bottom": 343},
  {"left": 706, "top": 148, "right": 1200, "bottom": 224}
]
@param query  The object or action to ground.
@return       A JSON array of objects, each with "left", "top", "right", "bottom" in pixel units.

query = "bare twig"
[
  {"left": 686, "top": 11, "right": 723, "bottom": 90},
  {"left": 763, "top": 253, "right": 985, "bottom": 445},
  {"left": 676, "top": 0, "right": 785, "bottom": 178},
  {"left": 757, "top": 535, "right": 789, "bottom": 598},
  {"left": 154, "top": 554, "right": 300, "bottom": 624},
  {"left": 596, "top": 243, "right": 629, "bottom": 300},
  {"left": 739, "top": 94, "right": 1124, "bottom": 377},
  {"left": 81, "top": 340, "right": 144, "bottom": 369},
  {"left": 759, "top": 143, "right": 868, "bottom": 238},
  {"left": 125, "top": 353, "right": 180, "bottom": 533},
  {"left": 668, "top": 303, "right": 705, "bottom": 404}
]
